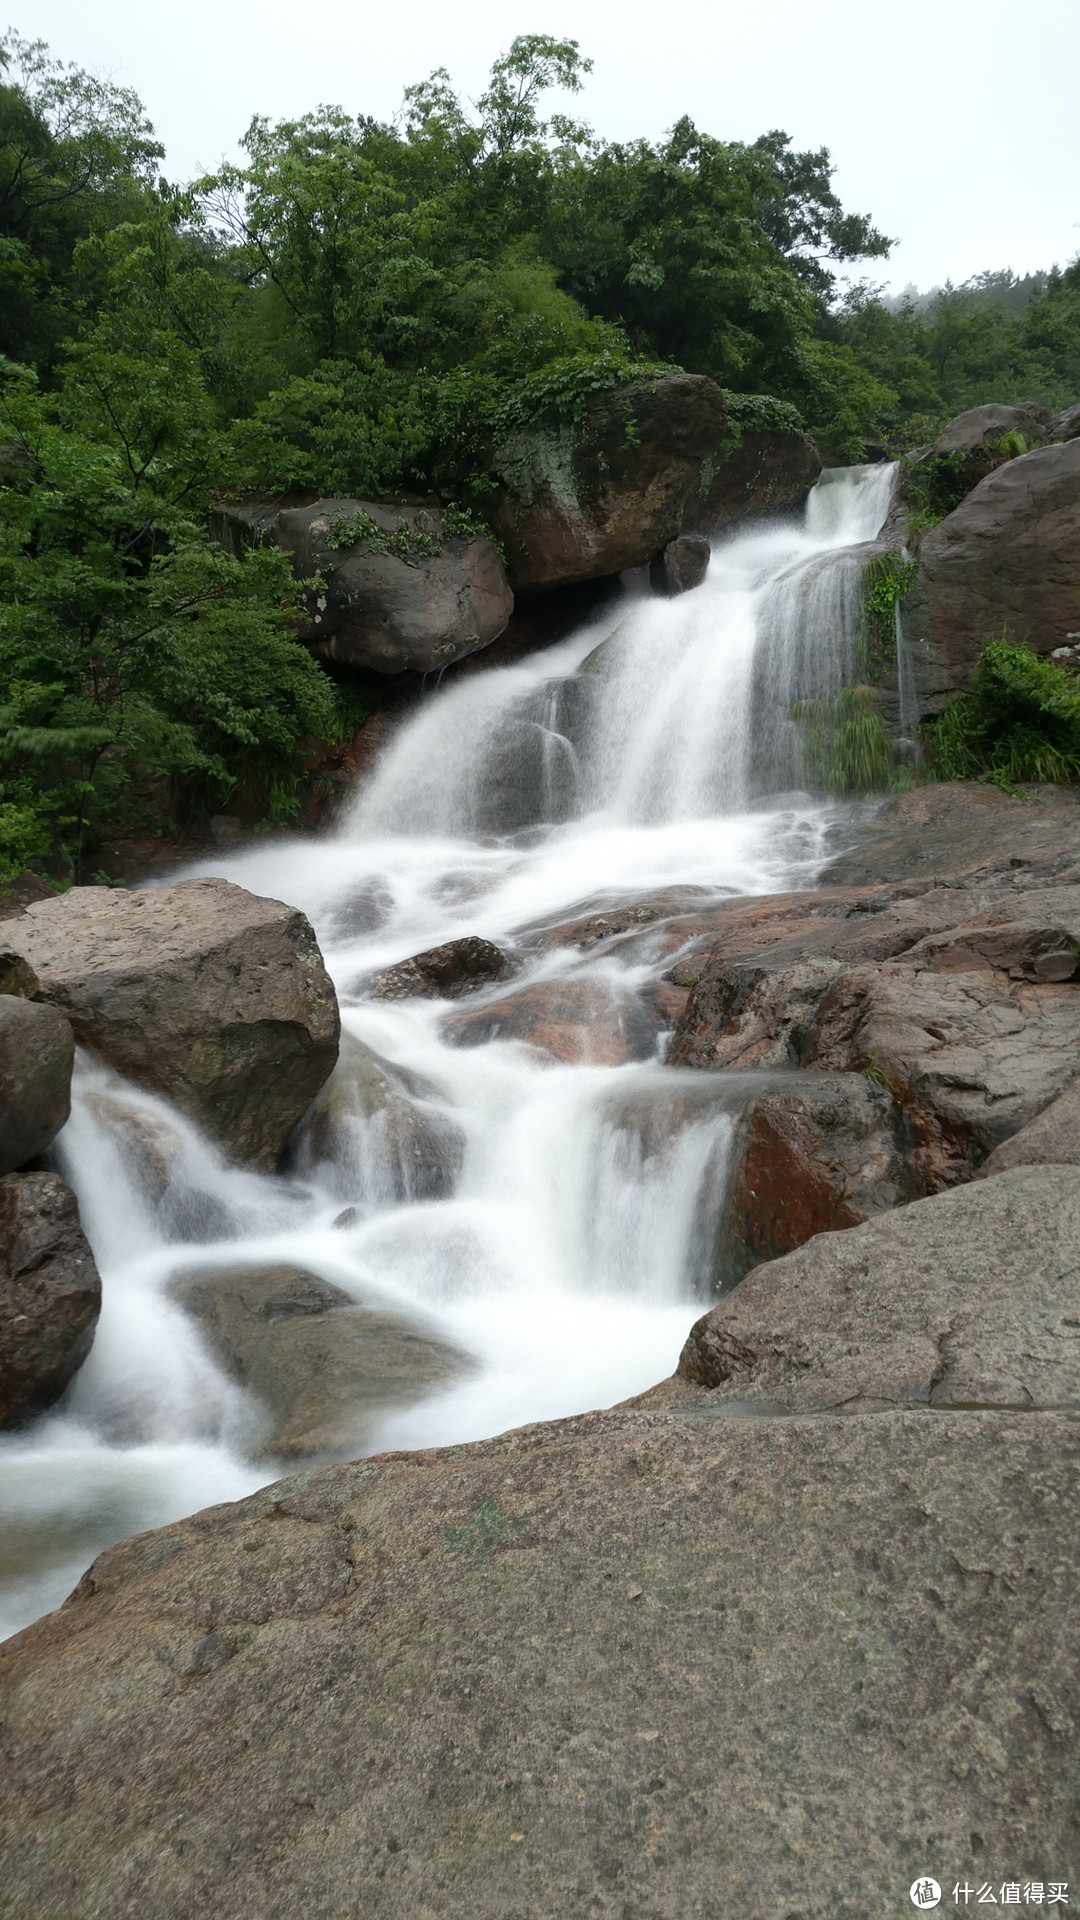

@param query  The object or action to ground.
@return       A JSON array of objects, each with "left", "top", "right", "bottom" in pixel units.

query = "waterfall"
[{"left": 0, "top": 464, "right": 897, "bottom": 1639}]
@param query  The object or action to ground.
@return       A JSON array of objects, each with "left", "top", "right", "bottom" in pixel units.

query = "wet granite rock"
[
  {"left": 214, "top": 498, "right": 513, "bottom": 676},
  {"left": 682, "top": 427, "right": 823, "bottom": 534},
  {"left": 0, "top": 997, "right": 75, "bottom": 1174},
  {"left": 169, "top": 1262, "right": 469, "bottom": 1459},
  {"left": 678, "top": 1164, "right": 1080, "bottom": 1414},
  {"left": 1, "top": 1404, "right": 1077, "bottom": 1917},
  {"left": 648, "top": 533, "right": 710, "bottom": 596},
  {"left": 441, "top": 974, "right": 659, "bottom": 1066},
  {"left": 820, "top": 782, "right": 1080, "bottom": 890},
  {"left": 903, "top": 438, "right": 1080, "bottom": 704},
  {"left": 713, "top": 1070, "right": 919, "bottom": 1287},
  {"left": 0, "top": 1171, "right": 101, "bottom": 1426},
  {"left": 491, "top": 373, "right": 726, "bottom": 593},
  {"left": 6, "top": 879, "right": 340, "bottom": 1171},
  {"left": 369, "top": 936, "right": 517, "bottom": 1001}
]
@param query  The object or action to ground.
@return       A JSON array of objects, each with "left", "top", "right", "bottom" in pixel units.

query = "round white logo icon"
[{"left": 910, "top": 1880, "right": 941, "bottom": 1910}]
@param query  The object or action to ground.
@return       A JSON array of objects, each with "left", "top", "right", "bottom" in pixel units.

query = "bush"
[{"left": 925, "top": 639, "right": 1080, "bottom": 788}]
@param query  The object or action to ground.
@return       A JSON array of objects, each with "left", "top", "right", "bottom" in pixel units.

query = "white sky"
[{"left": 14, "top": 0, "right": 1080, "bottom": 296}]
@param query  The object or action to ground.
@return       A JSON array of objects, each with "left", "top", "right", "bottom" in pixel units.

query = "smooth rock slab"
[
  {"left": 169, "top": 1263, "right": 469, "bottom": 1459},
  {"left": 978, "top": 1073, "right": 1080, "bottom": 1175},
  {"left": 0, "top": 1171, "right": 101, "bottom": 1426},
  {"left": 6, "top": 879, "right": 339, "bottom": 1170},
  {"left": 1, "top": 1407, "right": 1077, "bottom": 1917},
  {"left": 678, "top": 1164, "right": 1080, "bottom": 1413},
  {"left": 0, "top": 997, "right": 75, "bottom": 1174}
]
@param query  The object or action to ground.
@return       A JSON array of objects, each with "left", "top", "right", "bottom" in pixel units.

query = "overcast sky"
[{"left": 15, "top": 0, "right": 1080, "bottom": 296}]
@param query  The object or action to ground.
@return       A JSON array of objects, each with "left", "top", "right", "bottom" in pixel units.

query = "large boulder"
[
  {"left": 168, "top": 1263, "right": 468, "bottom": 1459},
  {"left": 1, "top": 1404, "right": 1076, "bottom": 1916},
  {"left": 681, "top": 428, "right": 822, "bottom": 535},
  {"left": 678, "top": 1164, "right": 1080, "bottom": 1413},
  {"left": 214, "top": 499, "right": 513, "bottom": 676},
  {"left": 903, "top": 437, "right": 1080, "bottom": 707},
  {"left": 490, "top": 373, "right": 727, "bottom": 592},
  {"left": 1049, "top": 400, "right": 1080, "bottom": 441},
  {"left": 0, "top": 997, "right": 75, "bottom": 1174},
  {"left": 933, "top": 400, "right": 1050, "bottom": 458},
  {"left": 0, "top": 1171, "right": 101, "bottom": 1426},
  {"left": 6, "top": 880, "right": 339, "bottom": 1171}
]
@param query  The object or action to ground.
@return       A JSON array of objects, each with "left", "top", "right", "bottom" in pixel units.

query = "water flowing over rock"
[
  {"left": 0, "top": 997, "right": 75, "bottom": 1174},
  {"left": 290, "top": 1031, "right": 464, "bottom": 1204},
  {"left": 490, "top": 372, "right": 727, "bottom": 592},
  {"left": 5, "top": 879, "right": 339, "bottom": 1171},
  {"left": 678, "top": 1164, "right": 1080, "bottom": 1412},
  {"left": 0, "top": 1171, "right": 101, "bottom": 1426},
  {"left": 903, "top": 437, "right": 1080, "bottom": 705},
  {"left": 168, "top": 1263, "right": 469, "bottom": 1458},
  {"left": 214, "top": 498, "right": 513, "bottom": 675},
  {"left": 2, "top": 1405, "right": 1076, "bottom": 1917}
]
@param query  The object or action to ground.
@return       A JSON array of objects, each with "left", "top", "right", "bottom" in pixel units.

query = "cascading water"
[{"left": 0, "top": 462, "right": 898, "bottom": 1639}]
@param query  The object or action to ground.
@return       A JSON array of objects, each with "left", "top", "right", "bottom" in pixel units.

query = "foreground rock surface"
[
  {"left": 169, "top": 1264, "right": 468, "bottom": 1459},
  {"left": 491, "top": 373, "right": 726, "bottom": 592},
  {"left": 0, "top": 997, "right": 75, "bottom": 1174},
  {"left": 215, "top": 499, "right": 513, "bottom": 675},
  {"left": 679, "top": 1165, "right": 1080, "bottom": 1413},
  {"left": 1, "top": 1404, "right": 1076, "bottom": 1918},
  {"left": 978, "top": 1073, "right": 1080, "bottom": 1176},
  {"left": 0, "top": 1171, "right": 101, "bottom": 1426},
  {"left": 7, "top": 879, "right": 339, "bottom": 1170}
]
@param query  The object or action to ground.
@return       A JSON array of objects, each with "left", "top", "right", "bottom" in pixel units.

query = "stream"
[{"left": 0, "top": 461, "right": 898, "bottom": 1640}]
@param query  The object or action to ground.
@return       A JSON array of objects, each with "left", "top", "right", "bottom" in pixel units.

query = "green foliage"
[
  {"left": 924, "top": 640, "right": 1080, "bottom": 789},
  {"left": 492, "top": 346, "right": 678, "bottom": 433},
  {"left": 0, "top": 355, "right": 344, "bottom": 878},
  {"left": 792, "top": 684, "right": 899, "bottom": 795},
  {"left": 722, "top": 391, "right": 805, "bottom": 439},
  {"left": 860, "top": 554, "right": 918, "bottom": 678},
  {"left": 443, "top": 1493, "right": 530, "bottom": 1564},
  {"left": 322, "top": 506, "right": 442, "bottom": 562}
]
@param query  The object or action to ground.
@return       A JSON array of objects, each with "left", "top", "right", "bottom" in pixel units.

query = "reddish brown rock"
[
  {"left": 442, "top": 975, "right": 658, "bottom": 1065},
  {"left": 715, "top": 1072, "right": 918, "bottom": 1287},
  {"left": 0, "top": 1171, "right": 101, "bottom": 1426},
  {"left": 0, "top": 997, "right": 75, "bottom": 1175}
]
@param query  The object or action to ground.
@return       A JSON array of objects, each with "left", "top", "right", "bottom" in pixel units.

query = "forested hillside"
[{"left": 2, "top": 28, "right": 1078, "bottom": 881}]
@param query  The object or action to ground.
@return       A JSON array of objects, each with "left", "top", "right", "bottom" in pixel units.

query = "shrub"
[{"left": 925, "top": 639, "right": 1080, "bottom": 788}]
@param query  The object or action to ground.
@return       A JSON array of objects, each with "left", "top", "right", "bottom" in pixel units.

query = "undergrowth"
[
  {"left": 924, "top": 639, "right": 1080, "bottom": 788},
  {"left": 792, "top": 684, "right": 900, "bottom": 795}
]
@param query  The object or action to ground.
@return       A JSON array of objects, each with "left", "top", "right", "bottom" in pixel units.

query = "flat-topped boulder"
[
  {"left": 678, "top": 1164, "right": 1080, "bottom": 1414},
  {"left": 6, "top": 880, "right": 339, "bottom": 1170}
]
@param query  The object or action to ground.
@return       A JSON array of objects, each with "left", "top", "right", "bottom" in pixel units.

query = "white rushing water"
[{"left": 0, "top": 462, "right": 897, "bottom": 1639}]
